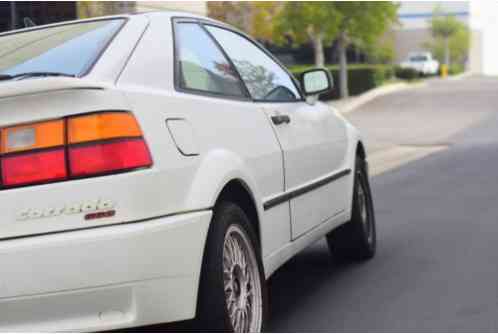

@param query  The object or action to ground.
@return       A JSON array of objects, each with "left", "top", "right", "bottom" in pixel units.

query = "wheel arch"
[
  {"left": 214, "top": 179, "right": 261, "bottom": 246},
  {"left": 185, "top": 149, "right": 264, "bottom": 248}
]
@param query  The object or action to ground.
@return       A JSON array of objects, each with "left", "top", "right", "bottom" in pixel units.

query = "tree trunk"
[
  {"left": 10, "top": 2, "right": 17, "bottom": 30},
  {"left": 337, "top": 33, "right": 349, "bottom": 99},
  {"left": 444, "top": 36, "right": 450, "bottom": 66},
  {"left": 312, "top": 33, "right": 325, "bottom": 67}
]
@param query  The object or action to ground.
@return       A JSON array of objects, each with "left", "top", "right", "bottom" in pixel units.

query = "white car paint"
[
  {"left": 261, "top": 102, "right": 348, "bottom": 239},
  {"left": 0, "top": 12, "right": 365, "bottom": 331},
  {"left": 400, "top": 51, "right": 440, "bottom": 75}
]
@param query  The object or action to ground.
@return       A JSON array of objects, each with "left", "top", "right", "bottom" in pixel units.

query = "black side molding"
[{"left": 263, "top": 169, "right": 351, "bottom": 210}]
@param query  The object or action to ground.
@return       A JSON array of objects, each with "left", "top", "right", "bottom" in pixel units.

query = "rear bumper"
[{"left": 0, "top": 210, "right": 212, "bottom": 332}]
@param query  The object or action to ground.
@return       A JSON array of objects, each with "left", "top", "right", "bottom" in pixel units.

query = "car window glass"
[
  {"left": 410, "top": 55, "right": 428, "bottom": 62},
  {"left": 0, "top": 19, "right": 123, "bottom": 76},
  {"left": 175, "top": 23, "right": 245, "bottom": 97},
  {"left": 205, "top": 25, "right": 300, "bottom": 102}
]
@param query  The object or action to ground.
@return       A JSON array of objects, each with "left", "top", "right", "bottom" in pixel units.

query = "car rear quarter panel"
[
  {"left": 0, "top": 88, "right": 199, "bottom": 240},
  {"left": 118, "top": 87, "right": 288, "bottom": 259}
]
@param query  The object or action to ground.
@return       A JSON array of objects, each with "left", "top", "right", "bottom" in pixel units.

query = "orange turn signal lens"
[
  {"left": 1, "top": 120, "right": 64, "bottom": 154},
  {"left": 68, "top": 112, "right": 142, "bottom": 144}
]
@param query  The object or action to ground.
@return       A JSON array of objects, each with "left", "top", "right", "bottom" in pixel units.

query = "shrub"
[
  {"left": 448, "top": 63, "right": 464, "bottom": 75},
  {"left": 290, "top": 64, "right": 394, "bottom": 100},
  {"left": 394, "top": 66, "right": 419, "bottom": 80}
]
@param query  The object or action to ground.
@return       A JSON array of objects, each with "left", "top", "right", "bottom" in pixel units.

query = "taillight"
[
  {"left": 69, "top": 139, "right": 152, "bottom": 177},
  {"left": 67, "top": 112, "right": 142, "bottom": 144},
  {"left": 0, "top": 112, "right": 152, "bottom": 188},
  {"left": 2, "top": 149, "right": 67, "bottom": 187},
  {"left": 67, "top": 112, "right": 152, "bottom": 178},
  {"left": 1, "top": 119, "right": 65, "bottom": 154}
]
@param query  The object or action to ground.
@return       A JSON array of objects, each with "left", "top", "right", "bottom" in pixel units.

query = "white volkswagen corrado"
[{"left": 0, "top": 11, "right": 376, "bottom": 332}]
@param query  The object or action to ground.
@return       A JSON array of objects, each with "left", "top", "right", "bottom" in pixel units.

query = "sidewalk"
[
  {"left": 328, "top": 72, "right": 471, "bottom": 114},
  {"left": 327, "top": 81, "right": 423, "bottom": 114}
]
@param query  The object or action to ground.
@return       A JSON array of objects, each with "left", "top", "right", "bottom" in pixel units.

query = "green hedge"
[
  {"left": 289, "top": 65, "right": 394, "bottom": 100},
  {"left": 394, "top": 66, "right": 420, "bottom": 80},
  {"left": 447, "top": 63, "right": 465, "bottom": 75}
]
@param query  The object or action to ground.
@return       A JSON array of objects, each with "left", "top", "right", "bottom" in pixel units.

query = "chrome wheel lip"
[{"left": 223, "top": 224, "right": 263, "bottom": 332}]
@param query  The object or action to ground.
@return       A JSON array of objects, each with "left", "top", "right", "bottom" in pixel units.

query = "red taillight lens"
[
  {"left": 0, "top": 112, "right": 153, "bottom": 189},
  {"left": 2, "top": 149, "right": 67, "bottom": 187},
  {"left": 69, "top": 139, "right": 152, "bottom": 177}
]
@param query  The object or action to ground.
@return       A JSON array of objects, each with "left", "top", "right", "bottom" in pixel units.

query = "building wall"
[
  {"left": 0, "top": 2, "right": 77, "bottom": 33},
  {"left": 397, "top": 1, "right": 469, "bottom": 30},
  {"left": 469, "top": 1, "right": 498, "bottom": 75},
  {"left": 393, "top": 29, "right": 433, "bottom": 63}
]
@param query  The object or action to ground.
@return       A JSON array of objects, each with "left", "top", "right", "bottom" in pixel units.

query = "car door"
[{"left": 206, "top": 24, "right": 349, "bottom": 239}]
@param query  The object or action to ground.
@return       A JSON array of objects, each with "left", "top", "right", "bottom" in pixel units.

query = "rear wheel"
[
  {"left": 327, "top": 156, "right": 376, "bottom": 261},
  {"left": 197, "top": 202, "right": 268, "bottom": 332}
]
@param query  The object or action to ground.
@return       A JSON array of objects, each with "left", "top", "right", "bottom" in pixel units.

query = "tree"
[
  {"left": 428, "top": 11, "right": 467, "bottom": 67},
  {"left": 275, "top": 2, "right": 397, "bottom": 97},
  {"left": 366, "top": 32, "right": 396, "bottom": 64},
  {"left": 207, "top": 2, "right": 282, "bottom": 42},
  {"left": 208, "top": 2, "right": 252, "bottom": 33},
  {"left": 331, "top": 2, "right": 398, "bottom": 98},
  {"left": 252, "top": 2, "right": 282, "bottom": 42},
  {"left": 275, "top": 2, "right": 340, "bottom": 67},
  {"left": 77, "top": 2, "right": 135, "bottom": 18}
]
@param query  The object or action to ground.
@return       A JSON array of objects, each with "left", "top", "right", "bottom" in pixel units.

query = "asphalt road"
[
  {"left": 132, "top": 76, "right": 498, "bottom": 332},
  {"left": 269, "top": 75, "right": 498, "bottom": 332}
]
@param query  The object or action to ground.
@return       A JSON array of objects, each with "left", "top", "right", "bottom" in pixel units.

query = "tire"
[
  {"left": 196, "top": 201, "right": 268, "bottom": 332},
  {"left": 327, "top": 156, "right": 376, "bottom": 261}
]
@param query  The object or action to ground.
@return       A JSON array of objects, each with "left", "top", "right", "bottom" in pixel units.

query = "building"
[
  {"left": 394, "top": 1, "right": 498, "bottom": 76},
  {"left": 0, "top": 1, "right": 206, "bottom": 33},
  {"left": 468, "top": 1, "right": 498, "bottom": 75},
  {"left": 0, "top": 2, "right": 77, "bottom": 31},
  {"left": 394, "top": 1, "right": 469, "bottom": 64}
]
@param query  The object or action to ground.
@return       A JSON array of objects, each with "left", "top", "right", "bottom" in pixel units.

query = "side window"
[
  {"left": 174, "top": 22, "right": 246, "bottom": 98},
  {"left": 205, "top": 25, "right": 301, "bottom": 102}
]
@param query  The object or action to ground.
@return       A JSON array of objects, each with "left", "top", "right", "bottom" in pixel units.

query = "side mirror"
[{"left": 300, "top": 68, "right": 333, "bottom": 96}]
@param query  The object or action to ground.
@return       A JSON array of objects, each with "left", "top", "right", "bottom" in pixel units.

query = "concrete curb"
[
  {"left": 447, "top": 71, "right": 473, "bottom": 81},
  {"left": 329, "top": 81, "right": 425, "bottom": 114}
]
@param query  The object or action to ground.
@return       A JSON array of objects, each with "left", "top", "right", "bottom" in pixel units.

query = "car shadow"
[{"left": 266, "top": 239, "right": 364, "bottom": 332}]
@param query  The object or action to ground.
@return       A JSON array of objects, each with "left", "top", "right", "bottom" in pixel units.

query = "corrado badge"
[{"left": 17, "top": 199, "right": 116, "bottom": 221}]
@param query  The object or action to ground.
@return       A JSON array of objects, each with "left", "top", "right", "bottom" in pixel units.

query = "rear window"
[
  {"left": 0, "top": 19, "right": 124, "bottom": 77},
  {"left": 409, "top": 55, "right": 428, "bottom": 62}
]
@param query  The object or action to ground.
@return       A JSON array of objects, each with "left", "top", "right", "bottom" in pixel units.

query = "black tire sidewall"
[
  {"left": 326, "top": 156, "right": 377, "bottom": 261},
  {"left": 353, "top": 158, "right": 376, "bottom": 254}
]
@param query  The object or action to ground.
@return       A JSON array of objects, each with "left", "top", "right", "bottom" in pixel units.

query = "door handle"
[{"left": 271, "top": 114, "right": 291, "bottom": 125}]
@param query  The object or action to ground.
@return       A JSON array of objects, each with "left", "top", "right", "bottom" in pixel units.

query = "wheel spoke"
[
  {"left": 234, "top": 239, "right": 243, "bottom": 265},
  {"left": 240, "top": 308, "right": 246, "bottom": 332},
  {"left": 243, "top": 306, "right": 250, "bottom": 331},
  {"left": 237, "top": 309, "right": 243, "bottom": 332}
]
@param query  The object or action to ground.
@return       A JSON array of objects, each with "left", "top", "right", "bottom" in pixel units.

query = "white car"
[
  {"left": 0, "top": 12, "right": 376, "bottom": 332},
  {"left": 400, "top": 52, "right": 440, "bottom": 75}
]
